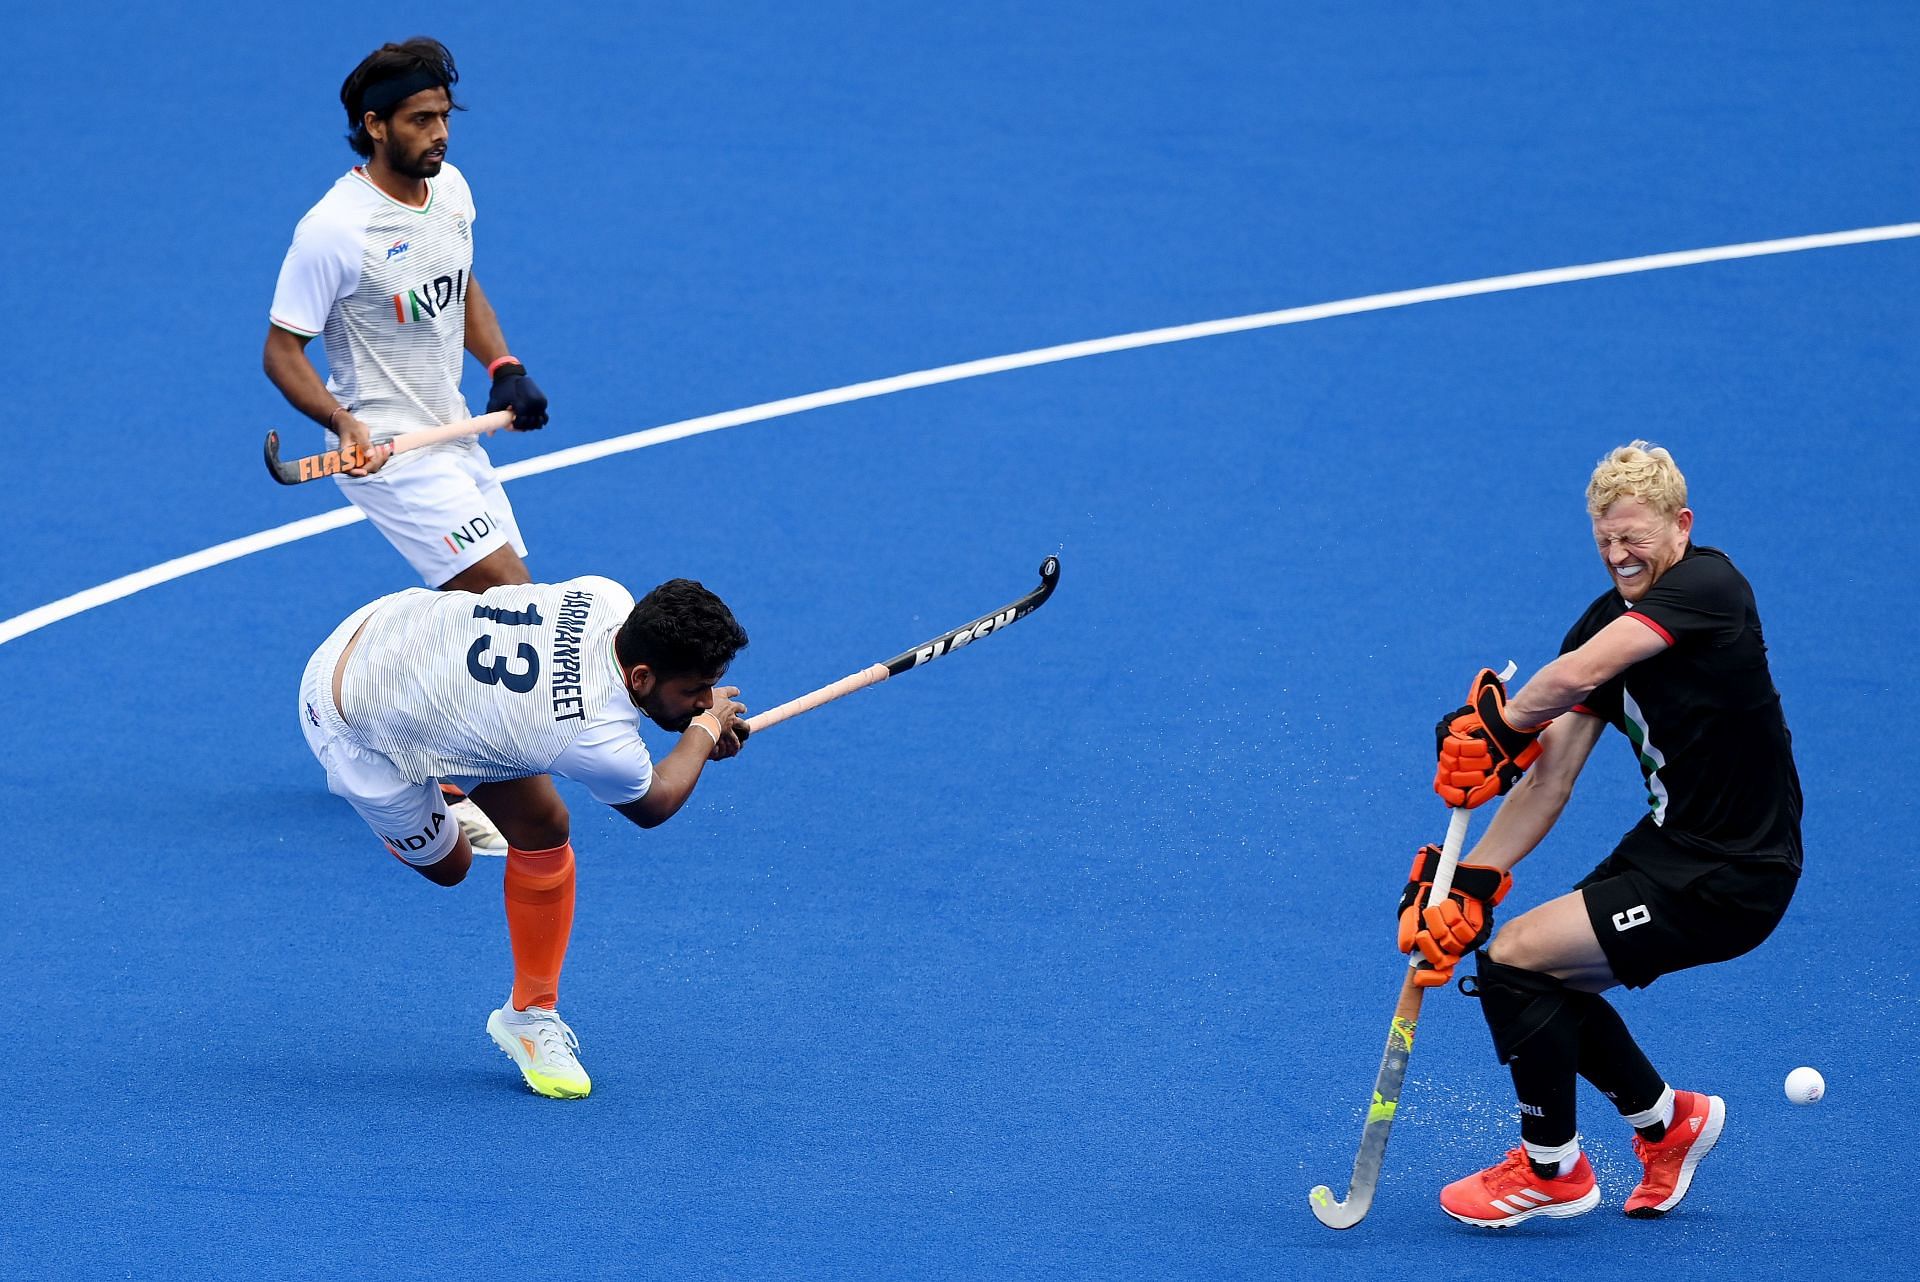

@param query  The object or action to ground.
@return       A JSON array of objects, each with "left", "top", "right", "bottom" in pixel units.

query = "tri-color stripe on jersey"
[{"left": 1621, "top": 687, "right": 1671, "bottom": 824}]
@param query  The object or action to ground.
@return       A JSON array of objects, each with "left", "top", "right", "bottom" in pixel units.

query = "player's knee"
[
  {"left": 1474, "top": 955, "right": 1578, "bottom": 1065},
  {"left": 501, "top": 798, "right": 570, "bottom": 851},
  {"left": 1485, "top": 915, "right": 1544, "bottom": 970},
  {"left": 1484, "top": 924, "right": 1516, "bottom": 966}
]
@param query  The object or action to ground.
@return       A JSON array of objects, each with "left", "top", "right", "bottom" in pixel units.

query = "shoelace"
[
  {"left": 520, "top": 1010, "right": 582, "bottom": 1063},
  {"left": 1484, "top": 1148, "right": 1538, "bottom": 1192},
  {"left": 1492, "top": 1147, "right": 1587, "bottom": 1193},
  {"left": 1632, "top": 1132, "right": 1680, "bottom": 1165}
]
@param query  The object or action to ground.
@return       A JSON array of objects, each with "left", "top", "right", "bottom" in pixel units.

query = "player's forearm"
[
  {"left": 1509, "top": 618, "right": 1668, "bottom": 727},
  {"left": 464, "top": 276, "right": 511, "bottom": 366},
  {"left": 1464, "top": 769, "right": 1573, "bottom": 872},
  {"left": 623, "top": 732, "right": 713, "bottom": 828},
  {"left": 1505, "top": 654, "right": 1595, "bottom": 729},
  {"left": 263, "top": 329, "right": 345, "bottom": 426}
]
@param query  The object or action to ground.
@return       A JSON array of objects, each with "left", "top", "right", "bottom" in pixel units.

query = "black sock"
[
  {"left": 1509, "top": 1031, "right": 1581, "bottom": 1159},
  {"left": 1572, "top": 992, "right": 1667, "bottom": 1138}
]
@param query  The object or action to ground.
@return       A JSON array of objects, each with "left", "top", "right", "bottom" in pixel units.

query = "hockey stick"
[
  {"left": 1308, "top": 660, "right": 1517, "bottom": 1229},
  {"left": 1308, "top": 805, "right": 1469, "bottom": 1229},
  {"left": 263, "top": 410, "right": 515, "bottom": 485},
  {"left": 739, "top": 556, "right": 1060, "bottom": 738}
]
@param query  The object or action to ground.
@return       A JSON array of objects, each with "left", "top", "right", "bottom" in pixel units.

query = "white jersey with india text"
[
  {"left": 339, "top": 577, "right": 655, "bottom": 804},
  {"left": 270, "top": 163, "right": 479, "bottom": 446}
]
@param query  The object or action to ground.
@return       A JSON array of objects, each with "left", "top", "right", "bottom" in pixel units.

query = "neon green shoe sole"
[{"left": 487, "top": 1006, "right": 592, "bottom": 1099}]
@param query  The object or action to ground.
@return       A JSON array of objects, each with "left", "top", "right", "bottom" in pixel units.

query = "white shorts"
[
  {"left": 335, "top": 440, "right": 528, "bottom": 587},
  {"left": 298, "top": 600, "right": 461, "bottom": 867}
]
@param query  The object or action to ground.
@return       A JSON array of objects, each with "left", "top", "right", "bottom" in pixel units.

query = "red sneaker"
[
  {"left": 1440, "top": 1148, "right": 1601, "bottom": 1228},
  {"left": 1624, "top": 1090, "right": 1725, "bottom": 1218}
]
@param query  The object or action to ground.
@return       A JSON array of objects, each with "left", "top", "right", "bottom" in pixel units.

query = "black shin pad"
[{"left": 1473, "top": 956, "right": 1582, "bottom": 1148}]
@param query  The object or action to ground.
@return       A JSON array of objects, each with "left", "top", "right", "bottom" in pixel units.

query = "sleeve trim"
[
  {"left": 1624, "top": 611, "right": 1674, "bottom": 645},
  {"left": 269, "top": 317, "right": 321, "bottom": 338}
]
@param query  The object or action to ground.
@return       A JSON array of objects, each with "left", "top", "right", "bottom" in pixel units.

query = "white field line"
[{"left": 3, "top": 222, "right": 1915, "bottom": 648}]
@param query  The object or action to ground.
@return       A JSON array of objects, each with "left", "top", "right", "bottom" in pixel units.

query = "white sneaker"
[
  {"left": 446, "top": 795, "right": 507, "bottom": 856},
  {"left": 487, "top": 1001, "right": 592, "bottom": 1099}
]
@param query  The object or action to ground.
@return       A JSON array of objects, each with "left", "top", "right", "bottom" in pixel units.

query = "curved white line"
[{"left": 4, "top": 221, "right": 1915, "bottom": 648}]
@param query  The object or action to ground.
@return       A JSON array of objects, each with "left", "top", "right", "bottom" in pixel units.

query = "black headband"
[{"left": 359, "top": 68, "right": 449, "bottom": 119}]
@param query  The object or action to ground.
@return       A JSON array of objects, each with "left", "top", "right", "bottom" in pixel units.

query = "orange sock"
[{"left": 504, "top": 841, "right": 576, "bottom": 1011}]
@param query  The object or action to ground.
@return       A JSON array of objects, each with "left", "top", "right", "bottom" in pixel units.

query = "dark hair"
[
  {"left": 340, "top": 37, "right": 465, "bottom": 158},
  {"left": 616, "top": 579, "right": 749, "bottom": 678}
]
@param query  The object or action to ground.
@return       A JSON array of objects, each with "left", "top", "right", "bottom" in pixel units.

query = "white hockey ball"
[{"left": 1784, "top": 1066, "right": 1825, "bottom": 1106}]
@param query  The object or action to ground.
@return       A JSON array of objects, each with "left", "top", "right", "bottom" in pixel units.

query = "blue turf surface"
[{"left": 3, "top": 3, "right": 1917, "bottom": 1277}]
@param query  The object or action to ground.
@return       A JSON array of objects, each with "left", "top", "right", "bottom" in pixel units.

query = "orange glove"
[
  {"left": 1433, "top": 668, "right": 1546, "bottom": 809},
  {"left": 1396, "top": 843, "right": 1513, "bottom": 986}
]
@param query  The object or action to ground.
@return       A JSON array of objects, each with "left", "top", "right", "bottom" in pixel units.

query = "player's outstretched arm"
[{"left": 612, "top": 689, "right": 746, "bottom": 830}]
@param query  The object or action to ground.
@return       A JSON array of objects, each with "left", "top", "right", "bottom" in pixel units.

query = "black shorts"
[{"left": 1576, "top": 819, "right": 1800, "bottom": 989}]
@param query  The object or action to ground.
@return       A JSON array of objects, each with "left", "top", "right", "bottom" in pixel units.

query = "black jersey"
[{"left": 1560, "top": 545, "right": 1801, "bottom": 865}]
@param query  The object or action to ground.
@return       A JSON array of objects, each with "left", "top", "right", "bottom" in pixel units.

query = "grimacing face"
[{"left": 1592, "top": 495, "right": 1693, "bottom": 603}]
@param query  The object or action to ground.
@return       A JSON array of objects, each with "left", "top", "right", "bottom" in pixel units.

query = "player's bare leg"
[
  {"left": 1484, "top": 892, "right": 1616, "bottom": 990},
  {"left": 467, "top": 775, "right": 569, "bottom": 851},
  {"left": 438, "top": 543, "right": 532, "bottom": 593},
  {"left": 467, "top": 774, "right": 590, "bottom": 1099},
  {"left": 405, "top": 830, "right": 474, "bottom": 887}
]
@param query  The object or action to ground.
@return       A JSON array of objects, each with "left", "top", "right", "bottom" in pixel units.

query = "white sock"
[
  {"left": 1523, "top": 1136, "right": 1582, "bottom": 1178},
  {"left": 1622, "top": 1084, "right": 1675, "bottom": 1133}
]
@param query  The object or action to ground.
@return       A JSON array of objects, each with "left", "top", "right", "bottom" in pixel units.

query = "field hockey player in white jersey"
[
  {"left": 265, "top": 37, "right": 552, "bottom": 854},
  {"left": 299, "top": 576, "right": 750, "bottom": 1099}
]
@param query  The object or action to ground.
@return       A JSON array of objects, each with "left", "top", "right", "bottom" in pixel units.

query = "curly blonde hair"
[{"left": 1587, "top": 441, "right": 1688, "bottom": 519}]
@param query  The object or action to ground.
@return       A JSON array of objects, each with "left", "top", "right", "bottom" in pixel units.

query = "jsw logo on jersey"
[
  {"left": 386, "top": 239, "right": 410, "bottom": 260},
  {"left": 392, "top": 268, "right": 467, "bottom": 323},
  {"left": 910, "top": 608, "right": 1017, "bottom": 667}
]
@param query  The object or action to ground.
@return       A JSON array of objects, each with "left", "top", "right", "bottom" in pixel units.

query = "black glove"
[{"left": 486, "top": 361, "right": 548, "bottom": 430}]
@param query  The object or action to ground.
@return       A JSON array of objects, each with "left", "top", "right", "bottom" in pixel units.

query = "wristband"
[
  {"left": 688, "top": 712, "right": 724, "bottom": 746},
  {"left": 327, "top": 406, "right": 347, "bottom": 430},
  {"left": 486, "top": 355, "right": 523, "bottom": 378}
]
